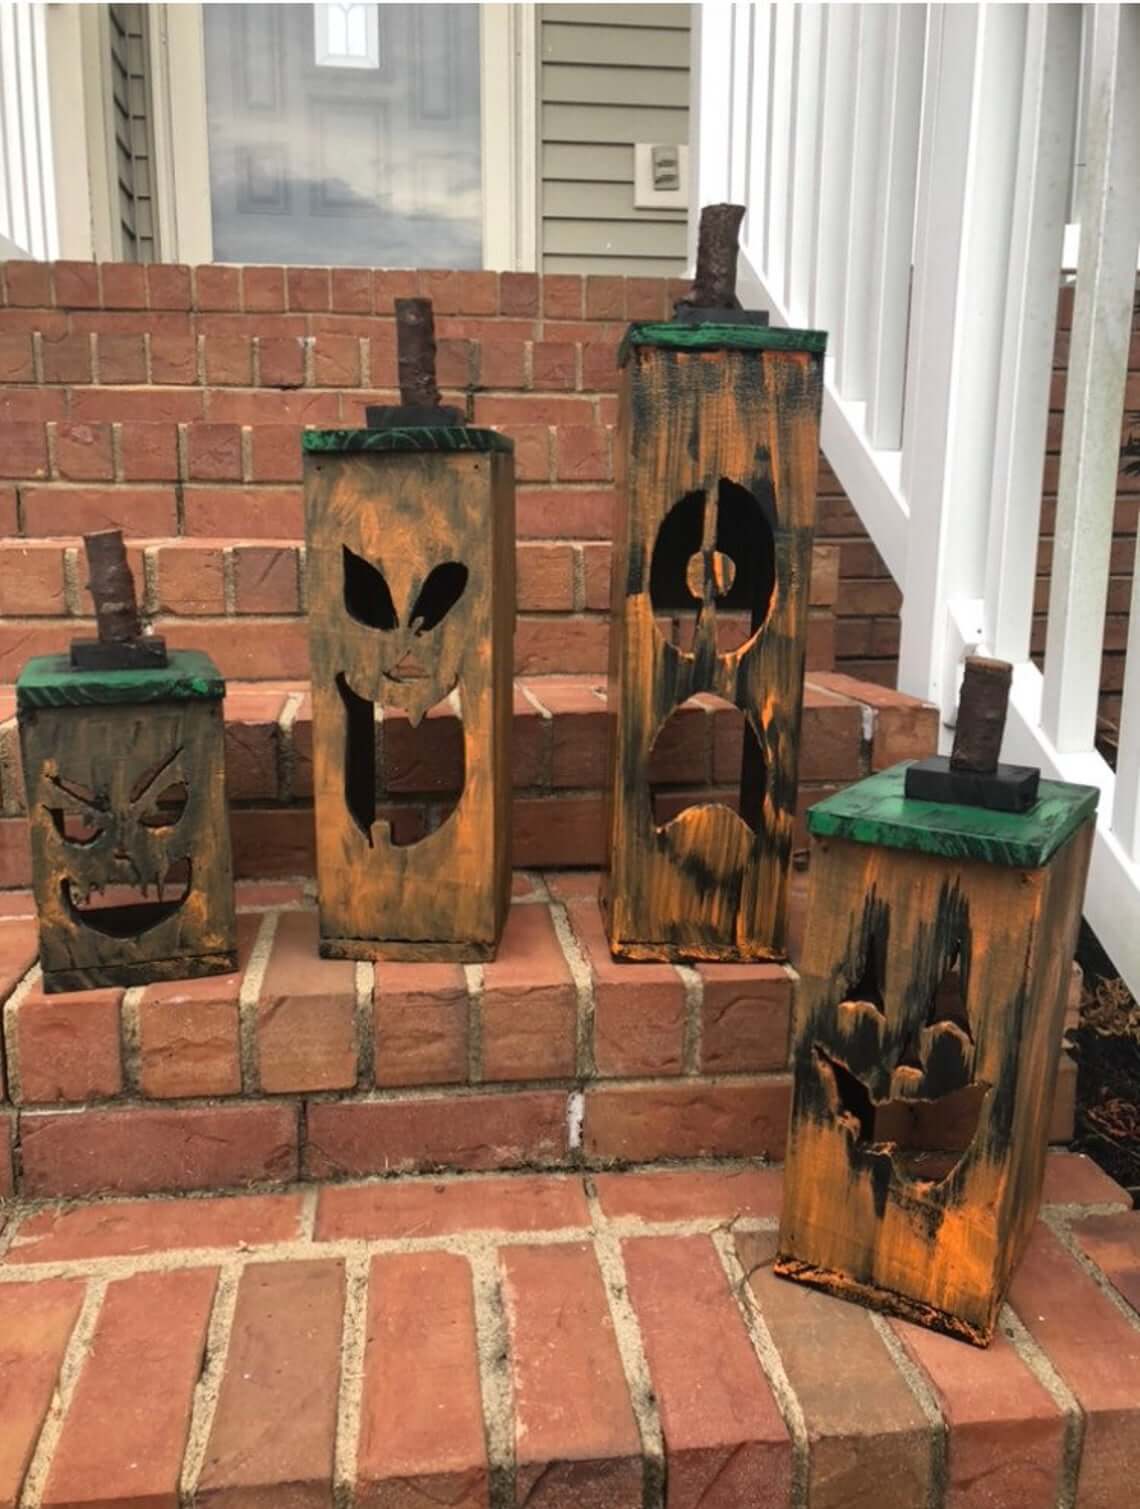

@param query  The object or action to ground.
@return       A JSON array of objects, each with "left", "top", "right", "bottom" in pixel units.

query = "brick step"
[
  {"left": 0, "top": 1156, "right": 1135, "bottom": 1509},
  {"left": 0, "top": 671, "right": 938, "bottom": 886},
  {"left": 0, "top": 878, "right": 1080, "bottom": 1201}
]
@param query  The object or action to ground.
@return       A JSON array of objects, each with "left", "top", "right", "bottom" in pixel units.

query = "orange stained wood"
[
  {"left": 305, "top": 448, "right": 515, "bottom": 960},
  {"left": 777, "top": 823, "right": 1094, "bottom": 1345},
  {"left": 603, "top": 343, "right": 822, "bottom": 962}
]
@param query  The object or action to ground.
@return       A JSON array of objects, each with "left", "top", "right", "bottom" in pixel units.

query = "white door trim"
[{"left": 146, "top": 2, "right": 213, "bottom": 263}]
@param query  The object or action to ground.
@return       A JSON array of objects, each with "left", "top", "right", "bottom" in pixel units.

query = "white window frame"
[
  {"left": 143, "top": 2, "right": 537, "bottom": 270},
  {"left": 313, "top": 3, "right": 381, "bottom": 71}
]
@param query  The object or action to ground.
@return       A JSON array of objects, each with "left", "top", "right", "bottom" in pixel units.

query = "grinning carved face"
[
  {"left": 805, "top": 886, "right": 992, "bottom": 1190},
  {"left": 43, "top": 728, "right": 193, "bottom": 938}
]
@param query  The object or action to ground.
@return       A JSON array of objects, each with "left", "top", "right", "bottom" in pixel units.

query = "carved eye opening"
[
  {"left": 410, "top": 562, "right": 468, "bottom": 633},
  {"left": 50, "top": 809, "right": 103, "bottom": 845},
  {"left": 344, "top": 545, "right": 398, "bottom": 630},
  {"left": 138, "top": 782, "right": 189, "bottom": 829}
]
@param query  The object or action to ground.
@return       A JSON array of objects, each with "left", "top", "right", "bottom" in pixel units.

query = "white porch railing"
[
  {"left": 692, "top": 2, "right": 1140, "bottom": 997},
  {"left": 0, "top": 1, "right": 57, "bottom": 260}
]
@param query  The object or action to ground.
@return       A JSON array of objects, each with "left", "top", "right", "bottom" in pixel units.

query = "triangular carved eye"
[
  {"left": 410, "top": 562, "right": 468, "bottom": 633},
  {"left": 343, "top": 546, "right": 398, "bottom": 630}
]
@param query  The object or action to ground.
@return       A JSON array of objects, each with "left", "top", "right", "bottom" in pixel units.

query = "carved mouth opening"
[
  {"left": 815, "top": 1035, "right": 991, "bottom": 1184},
  {"left": 337, "top": 674, "right": 463, "bottom": 849},
  {"left": 63, "top": 857, "right": 192, "bottom": 938},
  {"left": 649, "top": 696, "right": 764, "bottom": 834}
]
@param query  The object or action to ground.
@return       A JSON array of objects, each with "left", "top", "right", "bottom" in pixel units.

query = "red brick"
[
  {"left": 479, "top": 340, "right": 527, "bottom": 389},
  {"left": 502, "top": 1242, "right": 641, "bottom": 1508},
  {"left": 7, "top": 1191, "right": 302, "bottom": 1264},
  {"left": 557, "top": 425, "right": 612, "bottom": 482},
  {"left": 0, "top": 332, "right": 34, "bottom": 383},
  {"left": 437, "top": 336, "right": 475, "bottom": 387},
  {"left": 42, "top": 1268, "right": 217, "bottom": 1509},
  {"left": 740, "top": 1229, "right": 933, "bottom": 1509},
  {"left": 22, "top": 484, "right": 175, "bottom": 538},
  {"left": 0, "top": 818, "right": 32, "bottom": 886},
  {"left": 51, "top": 419, "right": 112, "bottom": 480},
  {"left": 585, "top": 1078, "right": 792, "bottom": 1163},
  {"left": 53, "top": 260, "right": 101, "bottom": 308},
  {"left": 582, "top": 542, "right": 611, "bottom": 608},
  {"left": 517, "top": 541, "right": 575, "bottom": 611},
  {"left": 697, "top": 961, "right": 793, "bottom": 1072},
  {"left": 0, "top": 542, "right": 66, "bottom": 615},
  {"left": 136, "top": 912, "right": 260, "bottom": 1098},
  {"left": 96, "top": 331, "right": 147, "bottom": 383},
  {"left": 256, "top": 909, "right": 356, "bottom": 1092},
  {"left": 304, "top": 1091, "right": 567, "bottom": 1178},
  {"left": 477, "top": 394, "right": 594, "bottom": 426},
  {"left": 99, "top": 261, "right": 147, "bottom": 309},
  {"left": 0, "top": 388, "right": 64, "bottom": 423},
  {"left": 500, "top": 272, "right": 539, "bottom": 317},
  {"left": 1040, "top": 1151, "right": 1131, "bottom": 1208},
  {"left": 532, "top": 340, "right": 578, "bottom": 391},
  {"left": 374, "top": 959, "right": 469, "bottom": 1087},
  {"left": 356, "top": 1251, "right": 487, "bottom": 1509},
  {"left": 224, "top": 686, "right": 287, "bottom": 801},
  {"left": 19, "top": 1101, "right": 299, "bottom": 1197},
  {"left": 183, "top": 483, "right": 302, "bottom": 538},
  {"left": 146, "top": 263, "right": 192, "bottom": 309},
  {"left": 195, "top": 263, "right": 242, "bottom": 311},
  {"left": 1072, "top": 1212, "right": 1140, "bottom": 1313},
  {"left": 513, "top": 794, "right": 606, "bottom": 867},
  {"left": 312, "top": 332, "right": 361, "bottom": 386},
  {"left": 810, "top": 672, "right": 938, "bottom": 769},
  {"left": 39, "top": 331, "right": 91, "bottom": 383},
  {"left": 582, "top": 340, "right": 621, "bottom": 393},
  {"left": 890, "top": 1317, "right": 1065, "bottom": 1509},
  {"left": 118, "top": 418, "right": 178, "bottom": 480},
  {"left": 287, "top": 265, "right": 331, "bottom": 311},
  {"left": 527, "top": 679, "right": 606, "bottom": 786},
  {"left": 248, "top": 422, "right": 303, "bottom": 481},
  {"left": 15, "top": 986, "right": 123, "bottom": 1103},
  {"left": 0, "top": 420, "right": 47, "bottom": 477},
  {"left": 505, "top": 423, "right": 551, "bottom": 481},
  {"left": 231, "top": 805, "right": 316, "bottom": 878},
  {"left": 5, "top": 261, "right": 52, "bottom": 306},
  {"left": 373, "top": 269, "right": 417, "bottom": 306},
  {"left": 187, "top": 421, "right": 243, "bottom": 480},
  {"left": 71, "top": 386, "right": 204, "bottom": 421},
  {"left": 515, "top": 616, "right": 609, "bottom": 675},
  {"left": 150, "top": 332, "right": 199, "bottom": 384},
  {"left": 197, "top": 1260, "right": 344, "bottom": 1509},
  {"left": 203, "top": 333, "right": 254, "bottom": 386},
  {"left": 624, "top": 1236, "right": 791, "bottom": 1509},
  {"left": 233, "top": 542, "right": 300, "bottom": 612},
  {"left": 1008, "top": 1223, "right": 1140, "bottom": 1508},
  {"left": 0, "top": 1111, "right": 11, "bottom": 1197},
  {"left": 330, "top": 266, "right": 374, "bottom": 313},
  {"left": 317, "top": 1172, "right": 587, "bottom": 1242},
  {"left": 0, "top": 916, "right": 36, "bottom": 1000},
  {"left": 481, "top": 904, "right": 577, "bottom": 1081},
  {"left": 626, "top": 278, "right": 668, "bottom": 320},
  {"left": 155, "top": 540, "right": 226, "bottom": 614},
  {"left": 242, "top": 265, "right": 286, "bottom": 311},
  {"left": 585, "top": 276, "right": 625, "bottom": 321},
  {"left": 568, "top": 897, "right": 684, "bottom": 1075},
  {"left": 0, "top": 1280, "right": 85, "bottom": 1509},
  {"left": 541, "top": 274, "right": 584, "bottom": 320},
  {"left": 252, "top": 337, "right": 306, "bottom": 389},
  {"left": 593, "top": 1166, "right": 783, "bottom": 1225}
]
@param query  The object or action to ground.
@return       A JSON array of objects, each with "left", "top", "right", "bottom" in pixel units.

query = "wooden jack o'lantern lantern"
[
  {"left": 601, "top": 204, "right": 825, "bottom": 961},
  {"left": 304, "top": 298, "right": 515, "bottom": 961},
  {"left": 776, "top": 659, "right": 1098, "bottom": 1345},
  {"left": 17, "top": 531, "right": 237, "bottom": 993}
]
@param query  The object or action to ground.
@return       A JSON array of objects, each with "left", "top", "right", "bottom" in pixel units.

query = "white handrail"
[{"left": 693, "top": 1, "right": 1140, "bottom": 998}]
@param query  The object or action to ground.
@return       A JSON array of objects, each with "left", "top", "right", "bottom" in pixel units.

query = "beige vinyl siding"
[
  {"left": 108, "top": 4, "right": 157, "bottom": 261},
  {"left": 539, "top": 3, "right": 690, "bottom": 277}
]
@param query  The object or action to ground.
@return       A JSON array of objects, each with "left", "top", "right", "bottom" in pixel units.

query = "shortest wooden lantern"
[
  {"left": 777, "top": 660, "right": 1097, "bottom": 1345},
  {"left": 17, "top": 531, "right": 236, "bottom": 993}
]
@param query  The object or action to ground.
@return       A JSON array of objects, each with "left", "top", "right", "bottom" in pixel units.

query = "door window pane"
[{"left": 203, "top": 4, "right": 482, "bottom": 266}]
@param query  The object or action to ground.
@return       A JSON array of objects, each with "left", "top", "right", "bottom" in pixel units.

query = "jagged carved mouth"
[
  {"left": 63, "top": 859, "right": 191, "bottom": 938},
  {"left": 814, "top": 1045, "right": 992, "bottom": 1183}
]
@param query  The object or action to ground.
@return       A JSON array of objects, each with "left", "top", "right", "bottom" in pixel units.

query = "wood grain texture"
[
  {"left": 776, "top": 819, "right": 1094, "bottom": 1345},
  {"left": 19, "top": 692, "right": 236, "bottom": 994},
  {"left": 602, "top": 339, "right": 823, "bottom": 961},
  {"left": 305, "top": 446, "right": 514, "bottom": 960}
]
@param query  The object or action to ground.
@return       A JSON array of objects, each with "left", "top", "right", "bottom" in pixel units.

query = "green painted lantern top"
[
  {"left": 302, "top": 426, "right": 512, "bottom": 455},
  {"left": 807, "top": 762, "right": 1099, "bottom": 869},
  {"left": 17, "top": 649, "right": 225, "bottom": 710},
  {"left": 618, "top": 321, "right": 828, "bottom": 366}
]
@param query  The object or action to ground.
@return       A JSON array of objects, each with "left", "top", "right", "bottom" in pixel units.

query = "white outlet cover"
[{"left": 634, "top": 143, "right": 689, "bottom": 209}]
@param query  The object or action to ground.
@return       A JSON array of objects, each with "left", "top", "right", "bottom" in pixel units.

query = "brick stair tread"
[{"left": 0, "top": 1155, "right": 1135, "bottom": 1509}]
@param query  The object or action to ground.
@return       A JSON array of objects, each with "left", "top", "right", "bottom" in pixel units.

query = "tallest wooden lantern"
[{"left": 602, "top": 204, "right": 826, "bottom": 962}]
